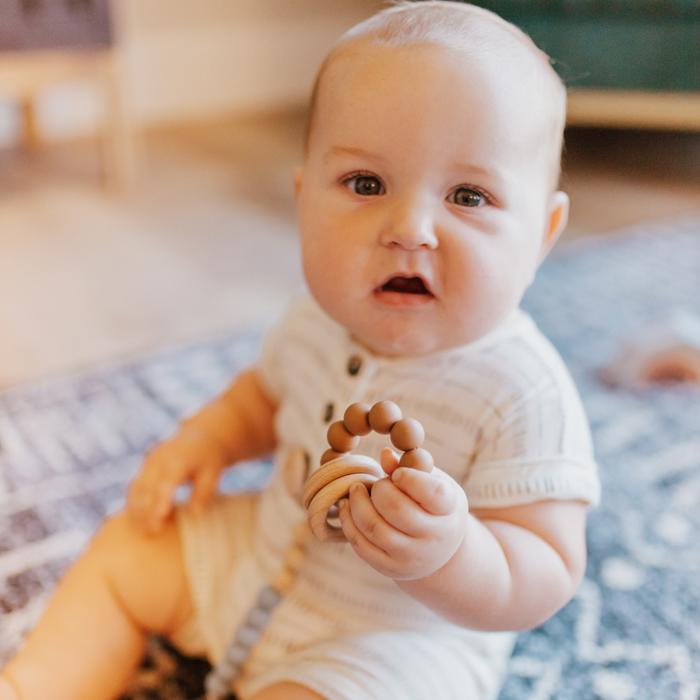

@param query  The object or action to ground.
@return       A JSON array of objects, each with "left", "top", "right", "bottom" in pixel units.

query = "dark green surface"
[
  {"left": 471, "top": 1, "right": 700, "bottom": 19},
  {"left": 465, "top": 1, "right": 700, "bottom": 91}
]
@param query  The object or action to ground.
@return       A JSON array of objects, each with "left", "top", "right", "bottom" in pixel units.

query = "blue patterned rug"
[{"left": 1, "top": 217, "right": 699, "bottom": 699}]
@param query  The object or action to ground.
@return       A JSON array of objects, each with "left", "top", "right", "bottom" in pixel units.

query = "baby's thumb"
[{"left": 189, "top": 467, "right": 220, "bottom": 513}]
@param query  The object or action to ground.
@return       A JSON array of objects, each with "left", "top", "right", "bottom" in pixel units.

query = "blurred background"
[{"left": 1, "top": 0, "right": 699, "bottom": 388}]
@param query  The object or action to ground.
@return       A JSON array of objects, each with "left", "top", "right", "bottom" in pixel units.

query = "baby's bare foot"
[{"left": 0, "top": 675, "right": 20, "bottom": 700}]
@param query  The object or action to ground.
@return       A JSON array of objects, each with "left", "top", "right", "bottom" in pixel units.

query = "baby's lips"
[{"left": 376, "top": 272, "right": 435, "bottom": 296}]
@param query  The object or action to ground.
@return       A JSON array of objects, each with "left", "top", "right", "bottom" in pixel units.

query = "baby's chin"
[
  {"left": 310, "top": 289, "right": 478, "bottom": 357},
  {"left": 348, "top": 308, "right": 510, "bottom": 357},
  {"left": 349, "top": 319, "right": 454, "bottom": 358}
]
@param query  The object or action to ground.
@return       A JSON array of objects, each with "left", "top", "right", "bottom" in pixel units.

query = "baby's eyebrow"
[
  {"left": 450, "top": 162, "right": 510, "bottom": 190},
  {"left": 323, "top": 145, "right": 388, "bottom": 164},
  {"left": 450, "top": 162, "right": 492, "bottom": 178}
]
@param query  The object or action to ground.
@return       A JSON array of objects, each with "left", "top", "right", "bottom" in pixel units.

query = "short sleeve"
[
  {"left": 256, "top": 298, "right": 304, "bottom": 402},
  {"left": 256, "top": 295, "right": 322, "bottom": 403},
  {"left": 257, "top": 312, "right": 288, "bottom": 403},
  {"left": 463, "top": 361, "right": 601, "bottom": 509}
]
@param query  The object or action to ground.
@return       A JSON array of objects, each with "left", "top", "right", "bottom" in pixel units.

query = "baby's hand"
[
  {"left": 127, "top": 425, "right": 228, "bottom": 535},
  {"left": 338, "top": 448, "right": 468, "bottom": 580}
]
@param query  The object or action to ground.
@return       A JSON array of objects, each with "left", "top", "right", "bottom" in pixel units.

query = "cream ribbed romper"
[{"left": 174, "top": 296, "right": 600, "bottom": 700}]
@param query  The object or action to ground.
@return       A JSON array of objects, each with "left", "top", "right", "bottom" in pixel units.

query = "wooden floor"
[{"left": 1, "top": 111, "right": 699, "bottom": 388}]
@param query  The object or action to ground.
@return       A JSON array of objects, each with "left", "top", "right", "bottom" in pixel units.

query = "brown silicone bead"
[
  {"left": 327, "top": 421, "right": 360, "bottom": 453},
  {"left": 368, "top": 401, "right": 402, "bottom": 434},
  {"left": 320, "top": 448, "right": 346, "bottom": 465},
  {"left": 390, "top": 418, "right": 425, "bottom": 451},
  {"left": 398, "top": 447, "right": 433, "bottom": 472},
  {"left": 343, "top": 402, "right": 372, "bottom": 436}
]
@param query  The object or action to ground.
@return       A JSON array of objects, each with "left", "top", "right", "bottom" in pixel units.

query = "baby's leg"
[{"left": 0, "top": 511, "right": 193, "bottom": 700}]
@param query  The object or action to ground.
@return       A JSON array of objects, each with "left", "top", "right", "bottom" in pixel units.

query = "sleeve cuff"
[{"left": 464, "top": 456, "right": 601, "bottom": 508}]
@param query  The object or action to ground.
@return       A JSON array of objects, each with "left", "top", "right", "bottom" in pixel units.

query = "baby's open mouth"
[
  {"left": 373, "top": 274, "right": 435, "bottom": 307},
  {"left": 380, "top": 276, "right": 432, "bottom": 295}
]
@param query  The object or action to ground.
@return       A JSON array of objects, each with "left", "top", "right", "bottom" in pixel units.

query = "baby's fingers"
[
  {"left": 148, "top": 458, "right": 200, "bottom": 526},
  {"left": 128, "top": 454, "right": 184, "bottom": 532},
  {"left": 189, "top": 465, "right": 221, "bottom": 513},
  {"left": 150, "top": 478, "right": 178, "bottom": 525},
  {"left": 391, "top": 467, "right": 463, "bottom": 516},
  {"left": 380, "top": 447, "right": 401, "bottom": 476},
  {"left": 126, "top": 472, "right": 159, "bottom": 531}
]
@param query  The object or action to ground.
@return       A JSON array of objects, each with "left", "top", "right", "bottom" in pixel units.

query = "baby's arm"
[
  {"left": 339, "top": 450, "right": 587, "bottom": 631},
  {"left": 398, "top": 498, "right": 587, "bottom": 631},
  {"left": 128, "top": 367, "right": 277, "bottom": 533}
]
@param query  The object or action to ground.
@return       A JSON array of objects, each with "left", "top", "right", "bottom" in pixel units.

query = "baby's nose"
[{"left": 379, "top": 199, "right": 438, "bottom": 250}]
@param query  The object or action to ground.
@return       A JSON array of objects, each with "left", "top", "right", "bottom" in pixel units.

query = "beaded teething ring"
[{"left": 302, "top": 400, "right": 434, "bottom": 542}]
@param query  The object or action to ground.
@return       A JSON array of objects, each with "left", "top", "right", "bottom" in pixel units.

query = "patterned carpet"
[{"left": 1, "top": 217, "right": 699, "bottom": 699}]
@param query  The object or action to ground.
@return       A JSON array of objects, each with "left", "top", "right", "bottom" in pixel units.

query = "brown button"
[
  {"left": 323, "top": 402, "right": 334, "bottom": 423},
  {"left": 347, "top": 355, "right": 362, "bottom": 376}
]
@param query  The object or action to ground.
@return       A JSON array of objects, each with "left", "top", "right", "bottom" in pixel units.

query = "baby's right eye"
[{"left": 343, "top": 173, "right": 385, "bottom": 196}]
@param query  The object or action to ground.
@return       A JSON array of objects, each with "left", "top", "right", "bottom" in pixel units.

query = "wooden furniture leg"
[
  {"left": 19, "top": 94, "right": 40, "bottom": 151},
  {"left": 99, "top": 51, "right": 135, "bottom": 192}
]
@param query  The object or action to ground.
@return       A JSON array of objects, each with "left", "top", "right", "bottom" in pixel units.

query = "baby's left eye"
[{"left": 448, "top": 187, "right": 487, "bottom": 208}]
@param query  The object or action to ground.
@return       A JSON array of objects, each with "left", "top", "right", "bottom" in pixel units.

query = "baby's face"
[{"left": 296, "top": 42, "right": 567, "bottom": 356}]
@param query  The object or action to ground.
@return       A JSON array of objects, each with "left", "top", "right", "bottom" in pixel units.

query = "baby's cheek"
[
  {"left": 447, "top": 245, "right": 517, "bottom": 322},
  {"left": 303, "top": 234, "right": 351, "bottom": 287},
  {"left": 302, "top": 243, "right": 339, "bottom": 299},
  {"left": 445, "top": 255, "right": 495, "bottom": 320}
]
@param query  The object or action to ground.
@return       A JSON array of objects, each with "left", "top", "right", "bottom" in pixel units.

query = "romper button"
[
  {"left": 347, "top": 355, "right": 362, "bottom": 376},
  {"left": 323, "top": 402, "right": 334, "bottom": 423}
]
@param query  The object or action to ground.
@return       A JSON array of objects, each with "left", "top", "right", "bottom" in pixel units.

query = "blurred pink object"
[{"left": 601, "top": 309, "right": 700, "bottom": 387}]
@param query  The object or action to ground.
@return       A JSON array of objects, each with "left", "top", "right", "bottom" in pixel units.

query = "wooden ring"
[{"left": 303, "top": 401, "right": 434, "bottom": 541}]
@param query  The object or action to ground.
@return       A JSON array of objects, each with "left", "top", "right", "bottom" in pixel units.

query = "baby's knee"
[
  {"left": 90, "top": 510, "right": 184, "bottom": 578},
  {"left": 90, "top": 510, "right": 147, "bottom": 561},
  {"left": 89, "top": 510, "right": 192, "bottom": 634}
]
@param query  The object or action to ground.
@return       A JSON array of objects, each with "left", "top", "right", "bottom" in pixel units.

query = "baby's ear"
[
  {"left": 538, "top": 190, "right": 569, "bottom": 264},
  {"left": 293, "top": 166, "right": 304, "bottom": 201}
]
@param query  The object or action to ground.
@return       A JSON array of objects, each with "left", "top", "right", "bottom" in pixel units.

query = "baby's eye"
[
  {"left": 449, "top": 187, "right": 487, "bottom": 208},
  {"left": 344, "top": 174, "right": 385, "bottom": 196}
]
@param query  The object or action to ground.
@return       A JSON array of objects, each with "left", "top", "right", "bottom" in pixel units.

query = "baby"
[{"left": 0, "top": 2, "right": 600, "bottom": 699}]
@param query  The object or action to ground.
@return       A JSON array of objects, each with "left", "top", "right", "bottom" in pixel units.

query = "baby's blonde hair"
[{"left": 303, "top": 0, "right": 567, "bottom": 189}]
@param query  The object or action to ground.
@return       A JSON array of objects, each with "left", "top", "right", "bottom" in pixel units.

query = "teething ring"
[{"left": 302, "top": 401, "right": 434, "bottom": 542}]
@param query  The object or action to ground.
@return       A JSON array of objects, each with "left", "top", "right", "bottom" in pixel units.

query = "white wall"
[{"left": 0, "top": 0, "right": 383, "bottom": 146}]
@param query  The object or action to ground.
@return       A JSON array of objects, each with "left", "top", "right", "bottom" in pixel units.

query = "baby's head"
[{"left": 294, "top": 0, "right": 569, "bottom": 356}]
